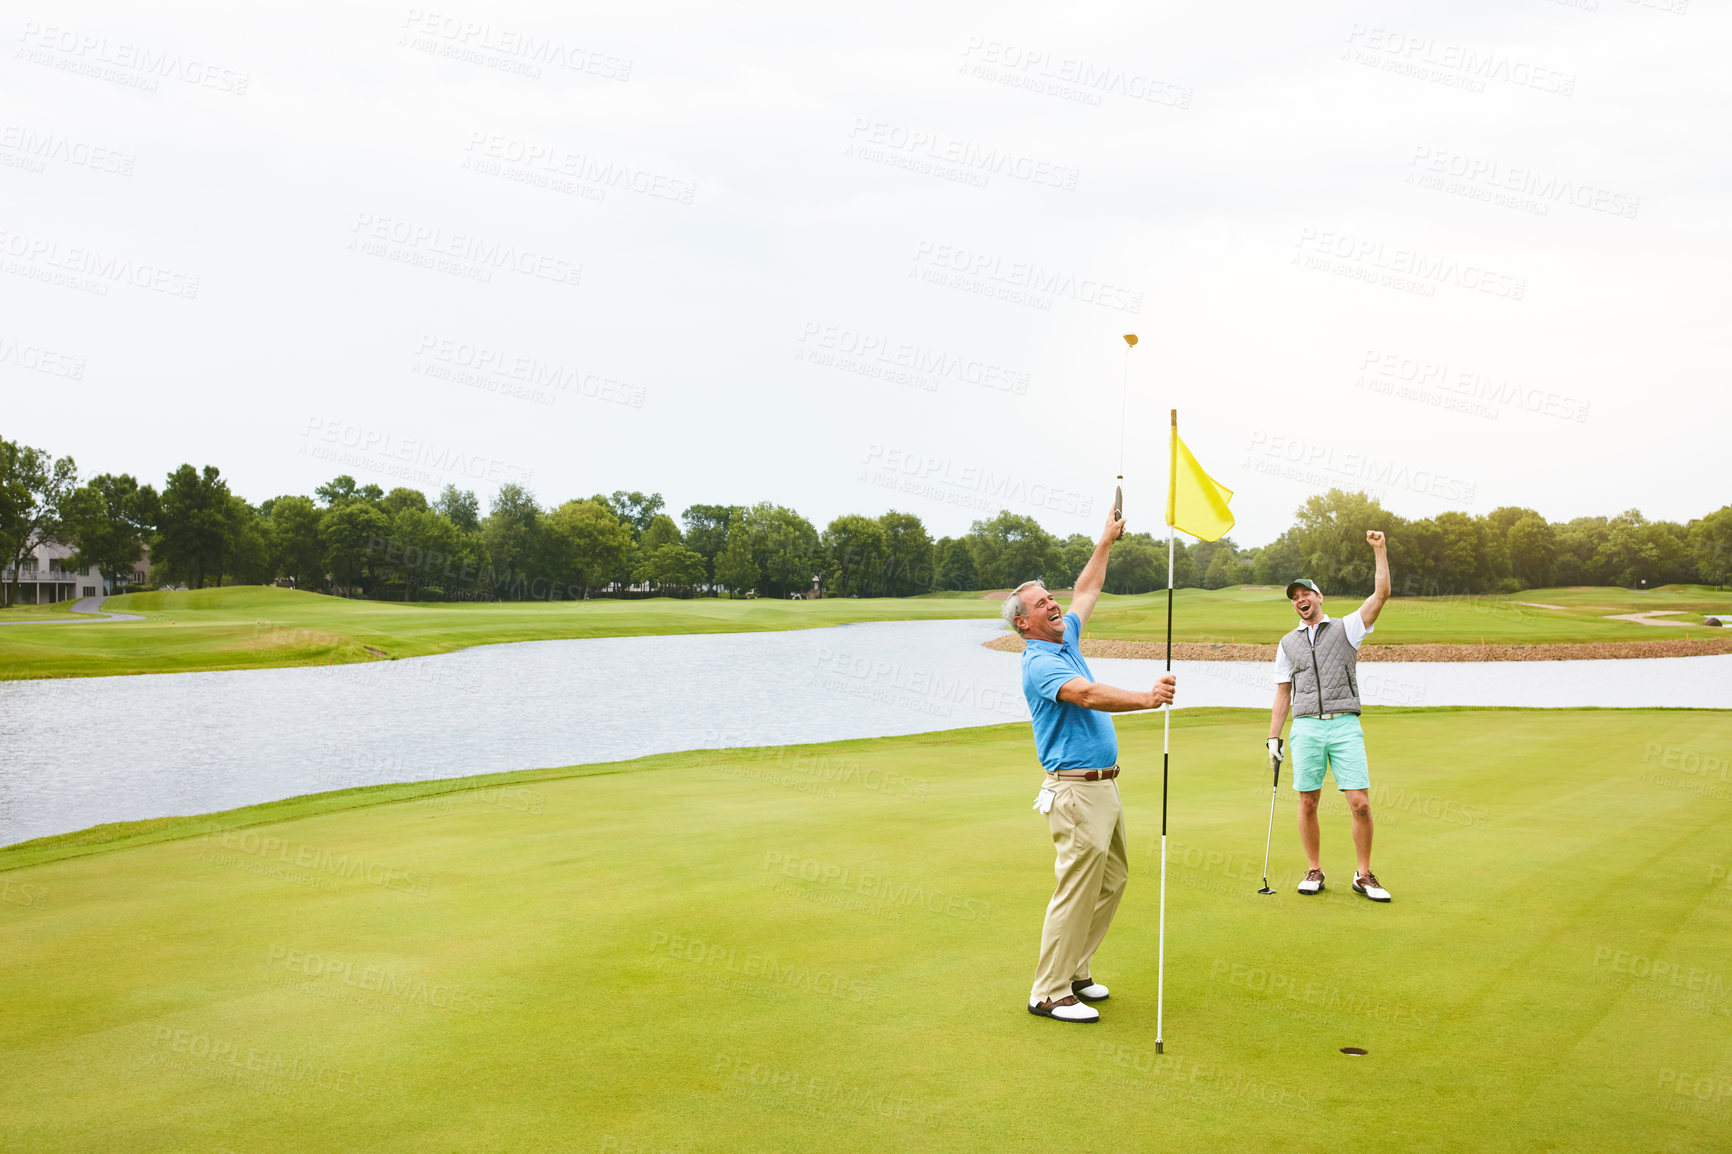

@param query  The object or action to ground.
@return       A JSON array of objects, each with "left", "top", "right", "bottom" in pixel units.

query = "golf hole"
[{"left": 1339, "top": 1047, "right": 1368, "bottom": 1057}]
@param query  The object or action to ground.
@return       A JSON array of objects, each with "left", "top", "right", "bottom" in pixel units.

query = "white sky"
[{"left": 3, "top": 0, "right": 1726, "bottom": 547}]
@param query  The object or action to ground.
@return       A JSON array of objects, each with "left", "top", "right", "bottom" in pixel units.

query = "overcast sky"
[{"left": 3, "top": 0, "right": 1725, "bottom": 548}]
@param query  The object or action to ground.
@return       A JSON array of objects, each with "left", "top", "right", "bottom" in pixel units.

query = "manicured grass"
[
  {"left": 3, "top": 584, "right": 1727, "bottom": 680},
  {"left": 0, "top": 597, "right": 82, "bottom": 622},
  {"left": 3, "top": 708, "right": 1727, "bottom": 1151},
  {"left": 0, "top": 585, "right": 1002, "bottom": 679},
  {"left": 1084, "top": 584, "right": 1732, "bottom": 646}
]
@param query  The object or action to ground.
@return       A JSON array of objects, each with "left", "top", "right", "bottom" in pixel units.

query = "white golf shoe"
[
  {"left": 1028, "top": 995, "right": 1100, "bottom": 1023},
  {"left": 1071, "top": 979, "right": 1110, "bottom": 1002},
  {"left": 1353, "top": 872, "right": 1392, "bottom": 902},
  {"left": 1297, "top": 868, "right": 1325, "bottom": 895}
]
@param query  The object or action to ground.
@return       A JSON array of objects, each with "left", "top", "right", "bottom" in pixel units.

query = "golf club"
[
  {"left": 1257, "top": 753, "right": 1280, "bottom": 895},
  {"left": 1116, "top": 334, "right": 1135, "bottom": 520}
]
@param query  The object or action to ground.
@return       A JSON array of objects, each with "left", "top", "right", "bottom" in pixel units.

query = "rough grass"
[{"left": 3, "top": 708, "right": 1727, "bottom": 1151}]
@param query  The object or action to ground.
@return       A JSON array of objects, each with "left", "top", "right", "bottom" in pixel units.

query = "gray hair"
[{"left": 1001, "top": 580, "right": 1047, "bottom": 634}]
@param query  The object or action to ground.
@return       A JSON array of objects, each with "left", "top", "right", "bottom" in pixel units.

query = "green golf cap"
[{"left": 1285, "top": 578, "right": 1321, "bottom": 598}]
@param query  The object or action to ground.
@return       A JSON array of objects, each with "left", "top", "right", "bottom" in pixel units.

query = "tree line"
[{"left": 2, "top": 434, "right": 1727, "bottom": 606}]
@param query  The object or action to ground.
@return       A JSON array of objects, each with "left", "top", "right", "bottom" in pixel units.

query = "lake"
[{"left": 2, "top": 618, "right": 1727, "bottom": 845}]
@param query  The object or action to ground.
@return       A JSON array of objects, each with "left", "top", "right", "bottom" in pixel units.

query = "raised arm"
[
  {"left": 1357, "top": 530, "right": 1391, "bottom": 628},
  {"left": 1068, "top": 509, "right": 1125, "bottom": 627}
]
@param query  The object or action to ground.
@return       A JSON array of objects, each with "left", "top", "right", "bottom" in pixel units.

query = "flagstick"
[{"left": 1157, "top": 408, "right": 1176, "bottom": 1055}]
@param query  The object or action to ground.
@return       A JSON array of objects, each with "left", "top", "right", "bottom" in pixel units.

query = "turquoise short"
[{"left": 1290, "top": 714, "right": 1370, "bottom": 792}]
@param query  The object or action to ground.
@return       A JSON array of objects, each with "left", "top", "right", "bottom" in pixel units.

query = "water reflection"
[{"left": 1, "top": 618, "right": 1726, "bottom": 845}]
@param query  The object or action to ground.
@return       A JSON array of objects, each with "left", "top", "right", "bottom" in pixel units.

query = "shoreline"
[{"left": 982, "top": 634, "right": 1732, "bottom": 662}]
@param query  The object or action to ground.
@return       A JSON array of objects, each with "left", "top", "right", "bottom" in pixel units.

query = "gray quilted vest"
[{"left": 1280, "top": 619, "right": 1362, "bottom": 716}]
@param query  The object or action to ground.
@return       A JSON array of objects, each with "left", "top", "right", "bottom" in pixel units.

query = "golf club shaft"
[
  {"left": 1118, "top": 345, "right": 1130, "bottom": 478},
  {"left": 1259, "top": 776, "right": 1278, "bottom": 888}
]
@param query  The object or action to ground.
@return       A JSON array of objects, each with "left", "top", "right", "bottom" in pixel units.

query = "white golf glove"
[{"left": 1265, "top": 738, "right": 1284, "bottom": 774}]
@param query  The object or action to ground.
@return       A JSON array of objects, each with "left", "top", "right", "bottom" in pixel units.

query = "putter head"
[{"left": 1257, "top": 883, "right": 1276, "bottom": 895}]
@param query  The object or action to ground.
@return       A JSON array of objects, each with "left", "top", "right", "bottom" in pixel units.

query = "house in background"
[{"left": 0, "top": 541, "right": 148, "bottom": 603}]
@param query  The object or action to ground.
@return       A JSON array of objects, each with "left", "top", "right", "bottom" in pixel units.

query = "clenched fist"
[{"left": 1146, "top": 674, "right": 1176, "bottom": 709}]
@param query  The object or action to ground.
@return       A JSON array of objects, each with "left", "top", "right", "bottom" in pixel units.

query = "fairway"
[
  {"left": 1083, "top": 584, "right": 1732, "bottom": 647},
  {"left": 3, "top": 709, "right": 1728, "bottom": 1151},
  {"left": 0, "top": 586, "right": 1002, "bottom": 679},
  {"left": 3, "top": 583, "right": 1727, "bottom": 681}
]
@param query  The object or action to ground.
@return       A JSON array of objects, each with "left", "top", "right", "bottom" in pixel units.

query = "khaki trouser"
[{"left": 1030, "top": 777, "right": 1128, "bottom": 1006}]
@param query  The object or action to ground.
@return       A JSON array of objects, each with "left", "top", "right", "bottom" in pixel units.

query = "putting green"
[{"left": 4, "top": 708, "right": 1728, "bottom": 1150}]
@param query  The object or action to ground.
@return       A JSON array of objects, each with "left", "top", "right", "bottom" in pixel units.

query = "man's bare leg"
[
  {"left": 1297, "top": 789, "right": 1322, "bottom": 870},
  {"left": 1344, "top": 787, "right": 1373, "bottom": 875}
]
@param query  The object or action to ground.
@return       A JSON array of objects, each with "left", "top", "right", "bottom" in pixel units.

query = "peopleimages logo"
[
  {"left": 861, "top": 443, "right": 1092, "bottom": 517},
  {"left": 797, "top": 322, "right": 1028, "bottom": 394},
  {"left": 910, "top": 240, "right": 1142, "bottom": 313},
  {"left": 347, "top": 212, "right": 582, "bottom": 288},
  {"left": 1294, "top": 228, "right": 1525, "bottom": 301}
]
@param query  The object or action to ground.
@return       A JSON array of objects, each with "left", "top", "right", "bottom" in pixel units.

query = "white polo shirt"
[{"left": 1272, "top": 610, "right": 1374, "bottom": 685}]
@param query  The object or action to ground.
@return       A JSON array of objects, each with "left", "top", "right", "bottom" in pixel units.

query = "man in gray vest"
[{"left": 1265, "top": 530, "right": 1392, "bottom": 902}]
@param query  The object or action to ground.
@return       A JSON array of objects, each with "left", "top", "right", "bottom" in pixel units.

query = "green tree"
[
  {"left": 1052, "top": 534, "right": 1093, "bottom": 590},
  {"left": 61, "top": 473, "right": 157, "bottom": 594},
  {"left": 221, "top": 496, "right": 273, "bottom": 586},
  {"left": 315, "top": 475, "right": 383, "bottom": 508},
  {"left": 822, "top": 514, "right": 888, "bottom": 596},
  {"left": 547, "top": 500, "right": 633, "bottom": 596},
  {"left": 1203, "top": 546, "right": 1239, "bottom": 589},
  {"left": 965, "top": 511, "right": 1058, "bottom": 589},
  {"left": 1595, "top": 510, "right": 1684, "bottom": 588},
  {"left": 382, "top": 507, "right": 463, "bottom": 600},
  {"left": 715, "top": 531, "right": 759, "bottom": 596},
  {"left": 601, "top": 490, "right": 665, "bottom": 538},
  {"left": 1552, "top": 516, "right": 1610, "bottom": 585},
  {"left": 319, "top": 502, "right": 391, "bottom": 597},
  {"left": 268, "top": 496, "right": 324, "bottom": 590},
  {"left": 153, "top": 464, "right": 231, "bottom": 589},
  {"left": 640, "top": 514, "right": 682, "bottom": 552},
  {"left": 1289, "top": 489, "right": 1402, "bottom": 597},
  {"left": 1252, "top": 531, "right": 1301, "bottom": 587},
  {"left": 637, "top": 544, "right": 707, "bottom": 593},
  {"left": 1688, "top": 506, "right": 1732, "bottom": 587},
  {"left": 1430, "top": 511, "right": 1487, "bottom": 593},
  {"left": 433, "top": 485, "right": 481, "bottom": 532},
  {"left": 0, "top": 439, "right": 78, "bottom": 607},
  {"left": 932, "top": 537, "right": 977, "bottom": 591},
  {"left": 1480, "top": 506, "right": 1541, "bottom": 585},
  {"left": 1104, "top": 533, "right": 1163, "bottom": 594},
  {"left": 878, "top": 511, "right": 933, "bottom": 596},
  {"left": 483, "top": 483, "right": 546, "bottom": 598},
  {"left": 681, "top": 504, "right": 741, "bottom": 586},
  {"left": 1506, "top": 513, "right": 1557, "bottom": 589},
  {"left": 381, "top": 487, "right": 429, "bottom": 517},
  {"left": 712, "top": 504, "right": 819, "bottom": 597}
]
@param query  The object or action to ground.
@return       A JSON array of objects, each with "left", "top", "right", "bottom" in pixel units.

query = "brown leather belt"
[{"left": 1048, "top": 766, "right": 1119, "bottom": 781}]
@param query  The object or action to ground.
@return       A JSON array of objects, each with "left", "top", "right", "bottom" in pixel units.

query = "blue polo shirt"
[{"left": 1020, "top": 612, "right": 1119, "bottom": 772}]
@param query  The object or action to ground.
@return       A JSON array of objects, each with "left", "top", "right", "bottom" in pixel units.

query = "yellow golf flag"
[{"left": 1166, "top": 415, "right": 1235, "bottom": 542}]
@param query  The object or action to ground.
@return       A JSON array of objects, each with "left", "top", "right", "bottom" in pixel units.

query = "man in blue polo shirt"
[{"left": 1006, "top": 511, "right": 1176, "bottom": 1024}]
